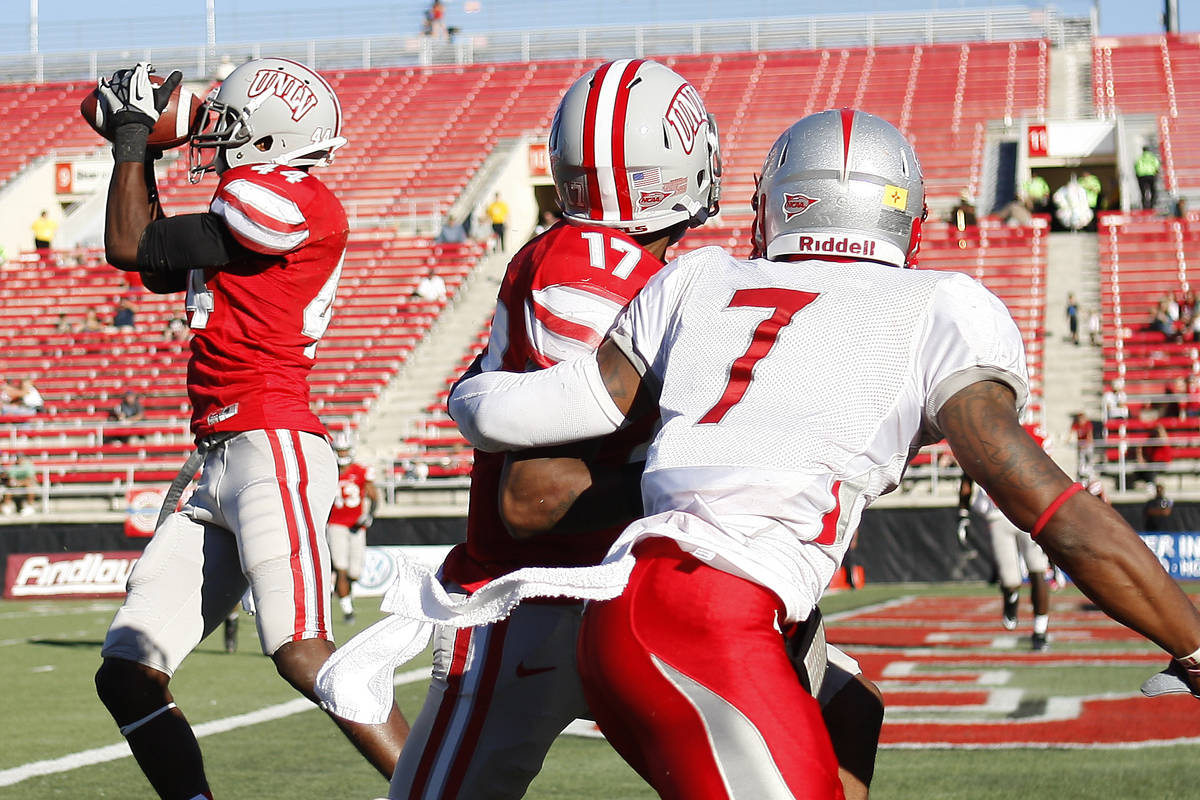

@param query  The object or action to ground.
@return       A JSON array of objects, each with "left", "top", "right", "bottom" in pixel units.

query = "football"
[{"left": 80, "top": 73, "right": 203, "bottom": 150}]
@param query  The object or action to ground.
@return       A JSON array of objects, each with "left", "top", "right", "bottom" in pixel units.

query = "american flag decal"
[{"left": 632, "top": 168, "right": 661, "bottom": 188}]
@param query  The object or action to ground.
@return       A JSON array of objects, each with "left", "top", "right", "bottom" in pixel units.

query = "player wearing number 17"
[
  {"left": 450, "top": 109, "right": 1200, "bottom": 797},
  {"left": 92, "top": 59, "right": 408, "bottom": 799}
]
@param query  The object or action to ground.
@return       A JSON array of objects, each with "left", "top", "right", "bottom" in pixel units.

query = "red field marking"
[
  {"left": 881, "top": 694, "right": 1200, "bottom": 747},
  {"left": 829, "top": 594, "right": 1198, "bottom": 747}
]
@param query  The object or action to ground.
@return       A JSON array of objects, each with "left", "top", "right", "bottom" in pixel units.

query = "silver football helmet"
[
  {"left": 548, "top": 59, "right": 722, "bottom": 236},
  {"left": 752, "top": 109, "right": 926, "bottom": 268},
  {"left": 188, "top": 57, "right": 346, "bottom": 182},
  {"left": 331, "top": 430, "right": 354, "bottom": 467}
]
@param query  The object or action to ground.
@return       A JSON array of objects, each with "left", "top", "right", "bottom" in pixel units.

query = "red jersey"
[
  {"left": 185, "top": 162, "right": 348, "bottom": 438},
  {"left": 442, "top": 221, "right": 665, "bottom": 590},
  {"left": 329, "top": 463, "right": 375, "bottom": 527}
]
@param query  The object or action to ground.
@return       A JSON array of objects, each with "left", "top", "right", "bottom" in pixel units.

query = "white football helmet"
[
  {"left": 332, "top": 431, "right": 354, "bottom": 466},
  {"left": 548, "top": 59, "right": 721, "bottom": 236},
  {"left": 188, "top": 57, "right": 346, "bottom": 182},
  {"left": 752, "top": 109, "right": 926, "bottom": 268}
]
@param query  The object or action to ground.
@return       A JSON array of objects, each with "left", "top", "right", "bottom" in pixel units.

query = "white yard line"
[{"left": 0, "top": 666, "right": 431, "bottom": 788}]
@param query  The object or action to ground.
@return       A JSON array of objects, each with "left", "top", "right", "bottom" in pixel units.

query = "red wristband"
[{"left": 1031, "top": 482, "right": 1086, "bottom": 539}]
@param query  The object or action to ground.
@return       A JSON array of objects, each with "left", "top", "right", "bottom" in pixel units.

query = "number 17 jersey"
[{"left": 442, "top": 221, "right": 665, "bottom": 592}]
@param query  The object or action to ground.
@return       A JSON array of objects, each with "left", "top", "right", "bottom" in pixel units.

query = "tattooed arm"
[{"left": 939, "top": 379, "right": 1200, "bottom": 673}]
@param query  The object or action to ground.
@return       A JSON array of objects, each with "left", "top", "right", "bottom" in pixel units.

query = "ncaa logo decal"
[
  {"left": 637, "top": 190, "right": 670, "bottom": 211},
  {"left": 247, "top": 69, "right": 320, "bottom": 122},
  {"left": 783, "top": 192, "right": 821, "bottom": 220},
  {"left": 664, "top": 83, "right": 706, "bottom": 155}
]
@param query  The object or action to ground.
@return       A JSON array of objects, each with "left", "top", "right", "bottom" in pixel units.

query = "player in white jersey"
[{"left": 448, "top": 109, "right": 1200, "bottom": 798}]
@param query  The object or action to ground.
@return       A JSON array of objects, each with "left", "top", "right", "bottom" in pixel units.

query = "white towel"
[{"left": 315, "top": 547, "right": 637, "bottom": 723}]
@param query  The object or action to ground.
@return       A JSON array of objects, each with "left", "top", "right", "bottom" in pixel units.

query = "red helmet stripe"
[
  {"left": 839, "top": 107, "right": 856, "bottom": 184},
  {"left": 610, "top": 59, "right": 645, "bottom": 220},
  {"left": 581, "top": 61, "right": 614, "bottom": 220}
]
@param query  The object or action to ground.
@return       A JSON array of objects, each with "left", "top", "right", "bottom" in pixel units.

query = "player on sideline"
[
  {"left": 91, "top": 60, "right": 408, "bottom": 799},
  {"left": 448, "top": 109, "right": 1200, "bottom": 798},
  {"left": 317, "top": 61, "right": 879, "bottom": 800},
  {"left": 327, "top": 432, "right": 379, "bottom": 624}
]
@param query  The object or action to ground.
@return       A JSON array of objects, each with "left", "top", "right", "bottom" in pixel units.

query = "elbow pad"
[{"left": 449, "top": 355, "right": 626, "bottom": 452}]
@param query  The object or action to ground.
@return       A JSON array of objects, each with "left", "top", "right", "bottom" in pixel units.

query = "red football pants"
[{"left": 578, "top": 538, "right": 844, "bottom": 800}]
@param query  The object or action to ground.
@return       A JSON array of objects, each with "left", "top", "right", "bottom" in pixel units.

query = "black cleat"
[
  {"left": 224, "top": 614, "right": 238, "bottom": 654},
  {"left": 1031, "top": 632, "right": 1049, "bottom": 652},
  {"left": 1002, "top": 592, "right": 1019, "bottom": 631}
]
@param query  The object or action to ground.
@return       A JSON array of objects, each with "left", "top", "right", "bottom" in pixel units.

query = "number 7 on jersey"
[{"left": 698, "top": 288, "right": 820, "bottom": 424}]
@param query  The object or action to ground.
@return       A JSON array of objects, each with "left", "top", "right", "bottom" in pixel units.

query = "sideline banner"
[
  {"left": 1139, "top": 532, "right": 1200, "bottom": 579},
  {"left": 5, "top": 551, "right": 142, "bottom": 599}
]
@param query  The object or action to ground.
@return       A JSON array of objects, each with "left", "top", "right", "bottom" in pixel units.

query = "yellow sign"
[{"left": 883, "top": 185, "right": 908, "bottom": 210}]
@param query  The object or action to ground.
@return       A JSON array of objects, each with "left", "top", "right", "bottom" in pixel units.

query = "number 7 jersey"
[
  {"left": 607, "top": 245, "right": 1029, "bottom": 615},
  {"left": 186, "top": 162, "right": 347, "bottom": 439}
]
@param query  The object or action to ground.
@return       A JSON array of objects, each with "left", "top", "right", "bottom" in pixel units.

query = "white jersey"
[{"left": 606, "top": 245, "right": 1028, "bottom": 620}]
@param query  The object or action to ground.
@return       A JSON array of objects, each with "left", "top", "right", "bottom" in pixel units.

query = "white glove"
[{"left": 97, "top": 63, "right": 181, "bottom": 131}]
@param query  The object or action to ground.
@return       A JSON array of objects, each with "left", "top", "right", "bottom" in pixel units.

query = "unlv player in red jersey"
[
  {"left": 327, "top": 432, "right": 379, "bottom": 624},
  {"left": 91, "top": 60, "right": 407, "bottom": 799},
  {"left": 317, "top": 61, "right": 877, "bottom": 800}
]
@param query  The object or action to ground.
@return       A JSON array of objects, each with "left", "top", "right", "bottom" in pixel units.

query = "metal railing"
[{"left": 0, "top": 5, "right": 1091, "bottom": 85}]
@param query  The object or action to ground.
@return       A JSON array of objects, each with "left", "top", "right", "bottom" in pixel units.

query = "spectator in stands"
[
  {"left": 2, "top": 379, "right": 43, "bottom": 416},
  {"left": 1103, "top": 378, "right": 1129, "bottom": 420},
  {"left": 1024, "top": 173, "right": 1050, "bottom": 214},
  {"left": 412, "top": 267, "right": 447, "bottom": 303},
  {"left": 1133, "top": 422, "right": 1173, "bottom": 486},
  {"left": 1143, "top": 482, "right": 1174, "bottom": 532},
  {"left": 424, "top": 0, "right": 447, "bottom": 39},
  {"left": 2, "top": 455, "right": 38, "bottom": 516},
  {"left": 1066, "top": 292, "right": 1079, "bottom": 345},
  {"left": 947, "top": 189, "right": 977, "bottom": 229},
  {"left": 1087, "top": 305, "right": 1102, "bottom": 345},
  {"left": 533, "top": 209, "right": 559, "bottom": 236},
  {"left": 54, "top": 313, "right": 72, "bottom": 334},
  {"left": 110, "top": 390, "right": 145, "bottom": 423},
  {"left": 1053, "top": 175, "right": 1092, "bottom": 231},
  {"left": 32, "top": 209, "right": 57, "bottom": 254},
  {"left": 76, "top": 307, "right": 106, "bottom": 334},
  {"left": 1148, "top": 297, "right": 1178, "bottom": 341},
  {"left": 1162, "top": 377, "right": 1188, "bottom": 420},
  {"left": 486, "top": 191, "right": 509, "bottom": 251},
  {"left": 1071, "top": 412, "right": 1095, "bottom": 476},
  {"left": 111, "top": 295, "right": 137, "bottom": 333},
  {"left": 1174, "top": 196, "right": 1188, "bottom": 218},
  {"left": 1185, "top": 374, "right": 1200, "bottom": 418},
  {"left": 1135, "top": 145, "right": 1161, "bottom": 211},
  {"left": 434, "top": 214, "right": 467, "bottom": 244}
]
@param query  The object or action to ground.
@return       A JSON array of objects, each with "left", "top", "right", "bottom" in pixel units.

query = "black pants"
[{"left": 1138, "top": 175, "right": 1158, "bottom": 210}]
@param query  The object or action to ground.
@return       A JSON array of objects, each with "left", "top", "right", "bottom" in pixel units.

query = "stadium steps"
[
  {"left": 1042, "top": 231, "right": 1103, "bottom": 476},
  {"left": 354, "top": 234, "right": 515, "bottom": 509}
]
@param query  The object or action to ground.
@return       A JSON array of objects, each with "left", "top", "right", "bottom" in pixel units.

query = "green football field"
[{"left": 2, "top": 582, "right": 1198, "bottom": 799}]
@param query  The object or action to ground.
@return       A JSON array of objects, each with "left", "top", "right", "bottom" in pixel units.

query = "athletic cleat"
[
  {"left": 343, "top": 610, "right": 356, "bottom": 625},
  {"left": 1002, "top": 592, "right": 1019, "bottom": 631},
  {"left": 224, "top": 614, "right": 238, "bottom": 654},
  {"left": 1031, "top": 632, "right": 1049, "bottom": 651}
]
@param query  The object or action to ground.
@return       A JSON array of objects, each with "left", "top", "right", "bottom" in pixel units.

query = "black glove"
[{"left": 97, "top": 63, "right": 182, "bottom": 162}]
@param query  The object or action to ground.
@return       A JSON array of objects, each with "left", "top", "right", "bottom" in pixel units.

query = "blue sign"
[{"left": 1138, "top": 532, "right": 1200, "bottom": 579}]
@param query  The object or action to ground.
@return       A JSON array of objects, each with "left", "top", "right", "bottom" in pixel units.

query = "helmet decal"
[
  {"left": 783, "top": 192, "right": 821, "bottom": 220},
  {"left": 246, "top": 68, "right": 321, "bottom": 122},
  {"left": 664, "top": 83, "right": 707, "bottom": 155}
]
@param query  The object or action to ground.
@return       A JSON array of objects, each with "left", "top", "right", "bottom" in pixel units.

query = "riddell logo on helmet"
[
  {"left": 247, "top": 69, "right": 320, "bottom": 122},
  {"left": 795, "top": 235, "right": 877, "bottom": 257},
  {"left": 782, "top": 193, "right": 820, "bottom": 220},
  {"left": 664, "top": 84, "right": 706, "bottom": 155}
]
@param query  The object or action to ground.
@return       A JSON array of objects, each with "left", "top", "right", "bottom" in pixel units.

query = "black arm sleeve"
[{"left": 136, "top": 213, "right": 245, "bottom": 275}]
